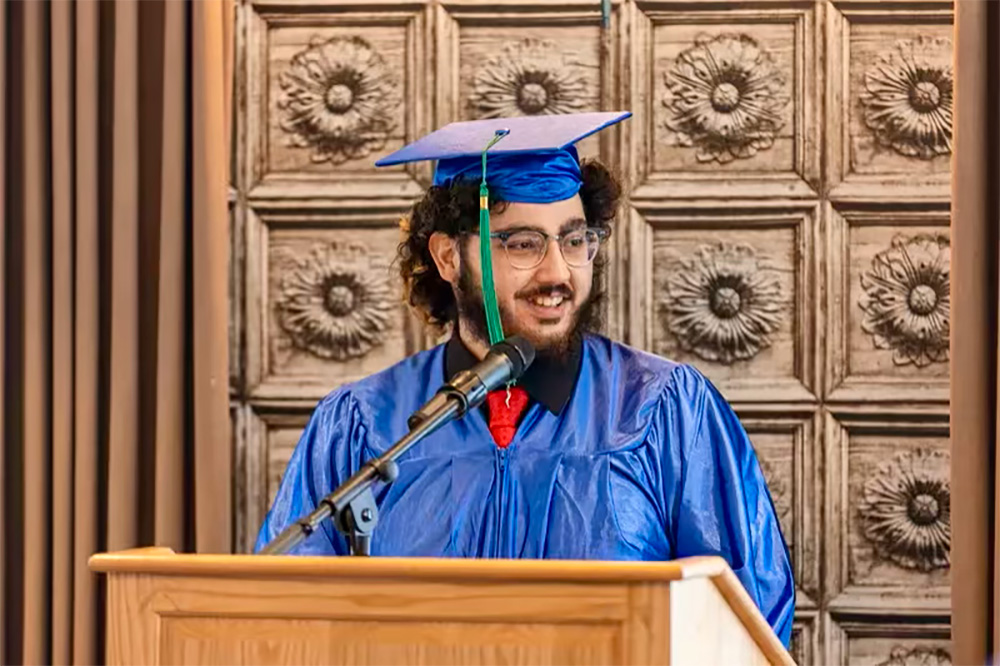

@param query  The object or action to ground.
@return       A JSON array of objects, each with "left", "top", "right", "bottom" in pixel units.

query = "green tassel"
[{"left": 479, "top": 130, "right": 508, "bottom": 346}]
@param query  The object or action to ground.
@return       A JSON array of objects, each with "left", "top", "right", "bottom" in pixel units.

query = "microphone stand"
[{"left": 259, "top": 392, "right": 466, "bottom": 556}]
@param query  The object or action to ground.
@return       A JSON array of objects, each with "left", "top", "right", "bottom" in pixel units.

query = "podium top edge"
[
  {"left": 87, "top": 550, "right": 792, "bottom": 664},
  {"left": 88, "top": 550, "right": 729, "bottom": 583}
]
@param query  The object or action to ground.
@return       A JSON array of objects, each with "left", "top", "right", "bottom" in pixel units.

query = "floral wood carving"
[
  {"left": 470, "top": 38, "right": 587, "bottom": 118},
  {"left": 859, "top": 448, "right": 950, "bottom": 572},
  {"left": 876, "top": 646, "right": 951, "bottom": 666},
  {"left": 664, "top": 242, "right": 783, "bottom": 364},
  {"left": 861, "top": 36, "right": 953, "bottom": 159},
  {"left": 859, "top": 233, "right": 950, "bottom": 368},
  {"left": 278, "top": 36, "right": 400, "bottom": 165},
  {"left": 662, "top": 33, "right": 791, "bottom": 163},
  {"left": 276, "top": 242, "right": 394, "bottom": 361}
]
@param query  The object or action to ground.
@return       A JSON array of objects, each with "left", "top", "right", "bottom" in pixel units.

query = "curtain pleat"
[
  {"left": 192, "top": 0, "right": 231, "bottom": 554},
  {"left": 0, "top": 0, "right": 233, "bottom": 663},
  {"left": 155, "top": 0, "right": 188, "bottom": 552},
  {"left": 952, "top": 1, "right": 1000, "bottom": 663},
  {"left": 951, "top": 2, "right": 1000, "bottom": 664},
  {"left": 0, "top": 0, "right": 7, "bottom": 657},
  {"left": 106, "top": 0, "right": 139, "bottom": 554},
  {"left": 49, "top": 1, "right": 74, "bottom": 663},
  {"left": 136, "top": 0, "right": 161, "bottom": 551},
  {"left": 4, "top": 5, "right": 23, "bottom": 661},
  {"left": 71, "top": 3, "right": 101, "bottom": 663},
  {"left": 21, "top": 2, "right": 53, "bottom": 663}
]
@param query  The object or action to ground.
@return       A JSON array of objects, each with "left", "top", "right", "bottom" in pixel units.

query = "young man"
[{"left": 255, "top": 112, "right": 795, "bottom": 646}]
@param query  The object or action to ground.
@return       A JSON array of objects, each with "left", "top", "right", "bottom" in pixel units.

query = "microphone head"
[{"left": 492, "top": 335, "right": 536, "bottom": 379}]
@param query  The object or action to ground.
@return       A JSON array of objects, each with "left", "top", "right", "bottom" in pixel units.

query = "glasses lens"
[
  {"left": 561, "top": 229, "right": 601, "bottom": 266},
  {"left": 503, "top": 231, "right": 546, "bottom": 268}
]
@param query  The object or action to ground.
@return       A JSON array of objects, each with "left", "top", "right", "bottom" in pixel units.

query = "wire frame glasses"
[{"left": 489, "top": 228, "right": 608, "bottom": 269}]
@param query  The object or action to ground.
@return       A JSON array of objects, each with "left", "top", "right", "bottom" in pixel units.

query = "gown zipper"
[
  {"left": 493, "top": 400, "right": 534, "bottom": 558},
  {"left": 494, "top": 447, "right": 508, "bottom": 558}
]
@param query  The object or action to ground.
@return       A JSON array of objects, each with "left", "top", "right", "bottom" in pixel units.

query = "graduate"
[{"left": 255, "top": 111, "right": 795, "bottom": 646}]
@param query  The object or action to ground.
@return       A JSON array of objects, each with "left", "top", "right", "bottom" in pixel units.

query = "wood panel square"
[
  {"left": 826, "top": 206, "right": 950, "bottom": 403},
  {"left": 238, "top": 408, "right": 312, "bottom": 554},
  {"left": 626, "top": 2, "right": 819, "bottom": 199},
  {"left": 246, "top": 5, "right": 429, "bottom": 199},
  {"left": 826, "top": 411, "right": 950, "bottom": 612},
  {"left": 631, "top": 205, "right": 817, "bottom": 403},
  {"left": 737, "top": 410, "right": 820, "bottom": 602},
  {"left": 437, "top": 4, "right": 612, "bottom": 162},
  {"left": 246, "top": 207, "right": 421, "bottom": 400},
  {"left": 827, "top": 3, "right": 953, "bottom": 200},
  {"left": 790, "top": 611, "right": 819, "bottom": 666},
  {"left": 826, "top": 617, "right": 951, "bottom": 666}
]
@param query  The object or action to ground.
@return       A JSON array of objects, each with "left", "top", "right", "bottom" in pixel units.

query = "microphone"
[
  {"left": 259, "top": 335, "right": 535, "bottom": 557},
  {"left": 407, "top": 336, "right": 535, "bottom": 430}
]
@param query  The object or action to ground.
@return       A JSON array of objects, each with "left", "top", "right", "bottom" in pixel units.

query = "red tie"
[{"left": 486, "top": 386, "right": 529, "bottom": 448}]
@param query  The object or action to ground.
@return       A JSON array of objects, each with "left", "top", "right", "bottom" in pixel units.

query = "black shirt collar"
[{"left": 444, "top": 334, "right": 582, "bottom": 415}]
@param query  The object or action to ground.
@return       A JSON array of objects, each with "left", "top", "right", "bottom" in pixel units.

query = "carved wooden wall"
[{"left": 229, "top": 1, "right": 953, "bottom": 663}]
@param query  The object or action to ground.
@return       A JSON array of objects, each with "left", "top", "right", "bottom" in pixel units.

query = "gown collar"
[{"left": 444, "top": 333, "right": 582, "bottom": 415}]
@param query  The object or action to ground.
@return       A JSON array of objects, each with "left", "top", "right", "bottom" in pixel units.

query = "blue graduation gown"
[{"left": 255, "top": 334, "right": 795, "bottom": 646}]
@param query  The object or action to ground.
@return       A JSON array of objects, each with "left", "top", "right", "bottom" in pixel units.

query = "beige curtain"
[
  {"left": 0, "top": 0, "right": 233, "bottom": 663},
  {"left": 951, "top": 1, "right": 1000, "bottom": 664}
]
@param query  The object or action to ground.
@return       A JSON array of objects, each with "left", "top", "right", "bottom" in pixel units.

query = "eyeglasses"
[{"left": 484, "top": 228, "right": 609, "bottom": 269}]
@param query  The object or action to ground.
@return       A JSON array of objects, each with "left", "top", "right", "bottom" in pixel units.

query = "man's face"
[{"left": 454, "top": 195, "right": 595, "bottom": 357}]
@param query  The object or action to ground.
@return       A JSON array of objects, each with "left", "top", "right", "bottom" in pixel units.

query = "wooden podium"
[{"left": 89, "top": 548, "right": 794, "bottom": 666}]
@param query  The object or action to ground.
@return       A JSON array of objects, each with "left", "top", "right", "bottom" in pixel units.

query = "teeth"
[{"left": 531, "top": 295, "right": 565, "bottom": 308}]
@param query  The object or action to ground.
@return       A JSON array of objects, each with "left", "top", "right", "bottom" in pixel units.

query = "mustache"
[{"left": 515, "top": 284, "right": 574, "bottom": 300}]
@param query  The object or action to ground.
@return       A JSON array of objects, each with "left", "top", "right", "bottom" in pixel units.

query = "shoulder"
[
  {"left": 577, "top": 335, "right": 728, "bottom": 450},
  {"left": 331, "top": 344, "right": 444, "bottom": 403},
  {"left": 583, "top": 334, "right": 713, "bottom": 404},
  {"left": 308, "top": 344, "right": 447, "bottom": 447}
]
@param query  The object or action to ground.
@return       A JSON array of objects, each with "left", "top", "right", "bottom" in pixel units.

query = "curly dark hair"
[{"left": 397, "top": 158, "right": 623, "bottom": 328}]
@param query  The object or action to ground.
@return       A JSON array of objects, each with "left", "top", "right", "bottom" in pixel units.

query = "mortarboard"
[
  {"left": 375, "top": 111, "right": 632, "bottom": 349},
  {"left": 375, "top": 111, "right": 631, "bottom": 203}
]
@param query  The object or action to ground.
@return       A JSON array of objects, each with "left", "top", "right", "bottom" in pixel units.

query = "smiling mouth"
[
  {"left": 521, "top": 293, "right": 572, "bottom": 321},
  {"left": 530, "top": 294, "right": 567, "bottom": 308}
]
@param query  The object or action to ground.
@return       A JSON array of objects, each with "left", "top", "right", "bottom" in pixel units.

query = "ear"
[{"left": 427, "top": 232, "right": 461, "bottom": 286}]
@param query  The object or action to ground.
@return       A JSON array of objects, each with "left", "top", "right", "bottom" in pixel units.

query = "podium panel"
[{"left": 90, "top": 548, "right": 792, "bottom": 666}]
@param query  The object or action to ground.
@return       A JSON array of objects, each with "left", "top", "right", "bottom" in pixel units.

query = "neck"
[{"left": 457, "top": 321, "right": 490, "bottom": 360}]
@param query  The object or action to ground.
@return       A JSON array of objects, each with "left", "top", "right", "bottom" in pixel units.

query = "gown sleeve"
[
  {"left": 659, "top": 364, "right": 795, "bottom": 647},
  {"left": 253, "top": 389, "right": 369, "bottom": 555}
]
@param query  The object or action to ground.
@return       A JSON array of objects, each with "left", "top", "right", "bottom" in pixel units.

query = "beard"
[{"left": 453, "top": 251, "right": 605, "bottom": 363}]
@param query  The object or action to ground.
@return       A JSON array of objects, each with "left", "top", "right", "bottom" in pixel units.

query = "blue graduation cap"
[
  {"left": 376, "top": 111, "right": 631, "bottom": 348},
  {"left": 375, "top": 111, "right": 631, "bottom": 202}
]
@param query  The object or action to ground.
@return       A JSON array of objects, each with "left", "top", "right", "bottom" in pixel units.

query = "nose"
[{"left": 533, "top": 237, "right": 573, "bottom": 284}]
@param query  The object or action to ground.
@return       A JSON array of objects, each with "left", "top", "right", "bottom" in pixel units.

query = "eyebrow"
[{"left": 494, "top": 217, "right": 588, "bottom": 236}]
